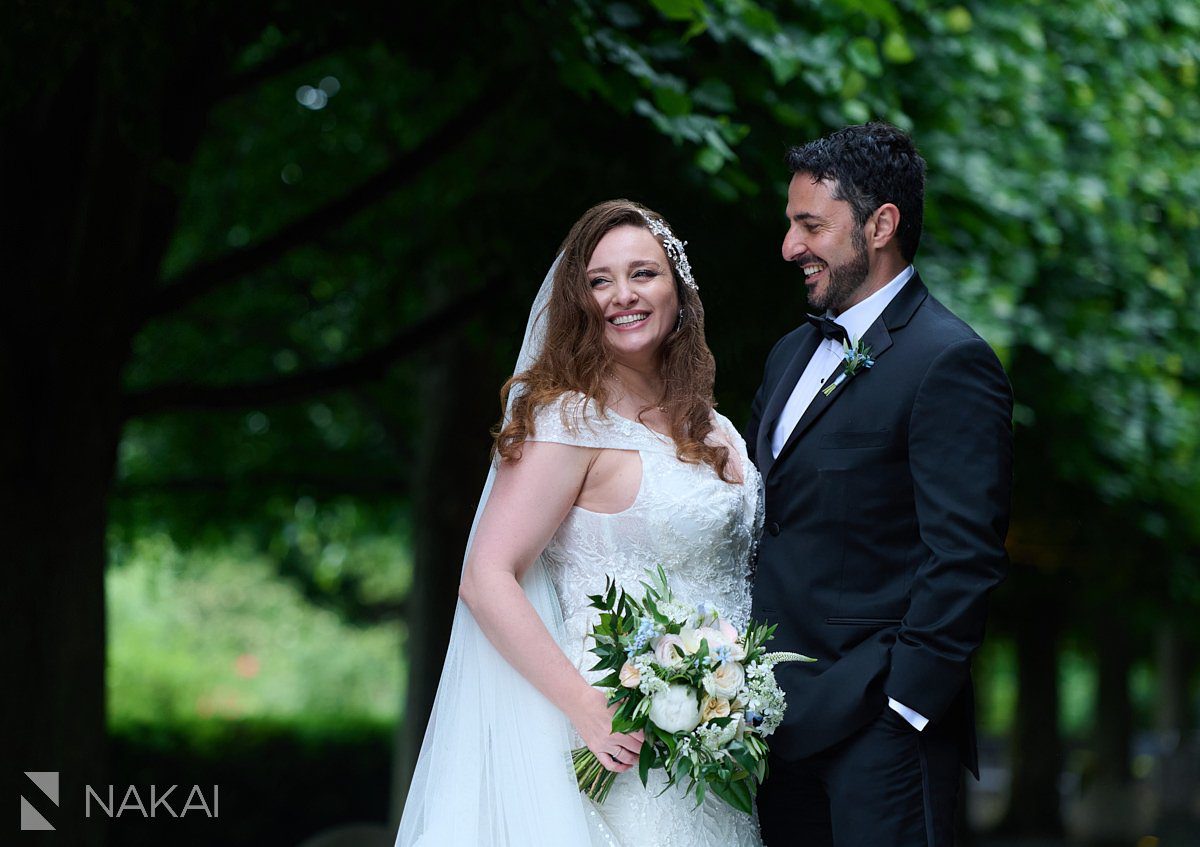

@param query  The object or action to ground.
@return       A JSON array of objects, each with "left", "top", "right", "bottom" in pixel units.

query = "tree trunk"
[
  {"left": 1001, "top": 566, "right": 1065, "bottom": 836},
  {"left": 390, "top": 327, "right": 499, "bottom": 825},
  {"left": 1, "top": 378, "right": 120, "bottom": 846},
  {"left": 1094, "top": 621, "right": 1133, "bottom": 784},
  {"left": 1153, "top": 624, "right": 1198, "bottom": 841},
  {"left": 1, "top": 65, "right": 138, "bottom": 847},
  {"left": 1155, "top": 623, "right": 1192, "bottom": 735},
  {"left": 2, "top": 46, "right": 195, "bottom": 843}
]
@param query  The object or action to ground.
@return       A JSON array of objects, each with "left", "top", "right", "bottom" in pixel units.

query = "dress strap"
[{"left": 526, "top": 391, "right": 677, "bottom": 455}]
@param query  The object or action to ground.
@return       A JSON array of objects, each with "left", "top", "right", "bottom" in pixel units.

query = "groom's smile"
[
  {"left": 783, "top": 174, "right": 871, "bottom": 315},
  {"left": 801, "top": 261, "right": 827, "bottom": 281}
]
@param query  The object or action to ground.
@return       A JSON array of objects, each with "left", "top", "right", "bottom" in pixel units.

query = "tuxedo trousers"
[{"left": 758, "top": 705, "right": 961, "bottom": 847}]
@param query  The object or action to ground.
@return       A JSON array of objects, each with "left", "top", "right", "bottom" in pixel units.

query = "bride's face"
[{"left": 586, "top": 225, "right": 680, "bottom": 368}]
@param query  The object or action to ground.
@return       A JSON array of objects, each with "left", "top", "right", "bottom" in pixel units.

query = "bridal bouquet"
[{"left": 572, "top": 567, "right": 813, "bottom": 814}]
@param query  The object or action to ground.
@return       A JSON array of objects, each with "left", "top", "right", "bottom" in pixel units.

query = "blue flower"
[
  {"left": 823, "top": 338, "right": 876, "bottom": 396},
  {"left": 627, "top": 617, "right": 658, "bottom": 656}
]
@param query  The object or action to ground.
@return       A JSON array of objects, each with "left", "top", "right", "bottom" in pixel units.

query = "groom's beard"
[{"left": 807, "top": 226, "right": 870, "bottom": 314}]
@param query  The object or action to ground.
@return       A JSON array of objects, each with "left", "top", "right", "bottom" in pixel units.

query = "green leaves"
[
  {"left": 649, "top": 0, "right": 708, "bottom": 22},
  {"left": 847, "top": 37, "right": 882, "bottom": 77},
  {"left": 944, "top": 5, "right": 973, "bottom": 34},
  {"left": 638, "top": 735, "right": 655, "bottom": 785},
  {"left": 709, "top": 775, "right": 753, "bottom": 814},
  {"left": 881, "top": 30, "right": 915, "bottom": 64}
]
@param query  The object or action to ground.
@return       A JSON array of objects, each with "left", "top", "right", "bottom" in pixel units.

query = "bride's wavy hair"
[{"left": 495, "top": 199, "right": 733, "bottom": 482}]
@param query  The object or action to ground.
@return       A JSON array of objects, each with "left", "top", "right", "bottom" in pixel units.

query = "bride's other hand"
[
  {"left": 462, "top": 440, "right": 641, "bottom": 759},
  {"left": 569, "top": 687, "right": 644, "bottom": 772}
]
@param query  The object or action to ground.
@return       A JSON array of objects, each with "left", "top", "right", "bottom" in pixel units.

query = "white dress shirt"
[
  {"left": 769, "top": 264, "right": 929, "bottom": 731},
  {"left": 770, "top": 265, "right": 914, "bottom": 458}
]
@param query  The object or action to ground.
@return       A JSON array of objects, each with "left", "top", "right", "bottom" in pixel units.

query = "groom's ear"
[{"left": 868, "top": 203, "right": 901, "bottom": 252}]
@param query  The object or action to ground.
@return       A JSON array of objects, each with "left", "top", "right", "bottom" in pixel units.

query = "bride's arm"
[{"left": 459, "top": 440, "right": 643, "bottom": 773}]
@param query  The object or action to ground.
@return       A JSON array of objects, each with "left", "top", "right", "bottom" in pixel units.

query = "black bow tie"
[{"left": 806, "top": 313, "right": 848, "bottom": 344}]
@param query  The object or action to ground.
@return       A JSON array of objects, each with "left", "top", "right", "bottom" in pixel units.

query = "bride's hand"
[{"left": 570, "top": 686, "right": 645, "bottom": 773}]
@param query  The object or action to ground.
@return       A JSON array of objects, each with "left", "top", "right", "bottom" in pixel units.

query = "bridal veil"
[{"left": 393, "top": 257, "right": 607, "bottom": 846}]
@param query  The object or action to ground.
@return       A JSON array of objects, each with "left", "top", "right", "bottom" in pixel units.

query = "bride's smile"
[
  {"left": 607, "top": 309, "right": 651, "bottom": 329},
  {"left": 587, "top": 225, "right": 680, "bottom": 368}
]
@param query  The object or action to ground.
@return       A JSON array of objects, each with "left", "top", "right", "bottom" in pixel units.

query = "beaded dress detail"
[{"left": 528, "top": 392, "right": 765, "bottom": 847}]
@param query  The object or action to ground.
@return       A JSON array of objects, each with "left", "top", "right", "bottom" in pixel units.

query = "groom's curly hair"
[
  {"left": 495, "top": 199, "right": 734, "bottom": 483},
  {"left": 786, "top": 121, "right": 926, "bottom": 262}
]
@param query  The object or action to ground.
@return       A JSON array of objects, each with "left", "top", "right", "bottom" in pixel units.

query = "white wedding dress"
[
  {"left": 530, "top": 393, "right": 765, "bottom": 847},
  {"left": 395, "top": 255, "right": 765, "bottom": 847}
]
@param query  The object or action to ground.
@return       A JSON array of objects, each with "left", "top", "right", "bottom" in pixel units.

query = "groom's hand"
[{"left": 887, "top": 337, "right": 1013, "bottom": 723}]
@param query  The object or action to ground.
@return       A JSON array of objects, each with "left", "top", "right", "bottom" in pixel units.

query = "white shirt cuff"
[{"left": 888, "top": 697, "right": 929, "bottom": 731}]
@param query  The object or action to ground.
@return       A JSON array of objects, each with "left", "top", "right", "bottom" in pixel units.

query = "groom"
[{"left": 747, "top": 123, "right": 1013, "bottom": 846}]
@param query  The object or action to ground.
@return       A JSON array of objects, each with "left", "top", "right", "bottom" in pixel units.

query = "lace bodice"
[{"left": 528, "top": 392, "right": 765, "bottom": 847}]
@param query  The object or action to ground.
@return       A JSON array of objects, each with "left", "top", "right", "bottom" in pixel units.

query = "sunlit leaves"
[
  {"left": 649, "top": 0, "right": 707, "bottom": 21},
  {"left": 881, "top": 30, "right": 914, "bottom": 64}
]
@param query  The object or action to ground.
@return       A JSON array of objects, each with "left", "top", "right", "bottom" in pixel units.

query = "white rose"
[
  {"left": 619, "top": 661, "right": 641, "bottom": 688},
  {"left": 700, "top": 695, "right": 731, "bottom": 722},
  {"left": 652, "top": 634, "right": 686, "bottom": 667},
  {"left": 680, "top": 626, "right": 730, "bottom": 655},
  {"left": 648, "top": 684, "right": 702, "bottom": 734},
  {"left": 703, "top": 661, "right": 746, "bottom": 700}
]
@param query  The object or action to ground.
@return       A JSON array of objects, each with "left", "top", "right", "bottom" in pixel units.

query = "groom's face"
[{"left": 783, "top": 173, "right": 870, "bottom": 315}]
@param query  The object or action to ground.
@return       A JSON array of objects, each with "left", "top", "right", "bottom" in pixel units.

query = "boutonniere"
[{"left": 822, "top": 338, "right": 875, "bottom": 396}]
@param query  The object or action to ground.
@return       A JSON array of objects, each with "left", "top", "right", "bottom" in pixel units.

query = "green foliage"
[{"left": 107, "top": 533, "right": 405, "bottom": 729}]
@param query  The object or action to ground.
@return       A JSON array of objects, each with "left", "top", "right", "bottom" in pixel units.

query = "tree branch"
[
  {"left": 124, "top": 283, "right": 492, "bottom": 418},
  {"left": 219, "top": 39, "right": 341, "bottom": 103},
  {"left": 139, "top": 85, "right": 508, "bottom": 324}
]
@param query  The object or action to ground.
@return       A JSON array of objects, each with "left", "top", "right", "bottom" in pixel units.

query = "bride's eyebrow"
[{"left": 587, "top": 260, "right": 662, "bottom": 275}]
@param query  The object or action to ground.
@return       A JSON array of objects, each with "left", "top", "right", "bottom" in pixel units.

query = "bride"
[{"left": 394, "top": 200, "right": 764, "bottom": 846}]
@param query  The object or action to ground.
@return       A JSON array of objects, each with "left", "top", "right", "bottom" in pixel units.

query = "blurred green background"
[{"left": 3, "top": 1, "right": 1198, "bottom": 845}]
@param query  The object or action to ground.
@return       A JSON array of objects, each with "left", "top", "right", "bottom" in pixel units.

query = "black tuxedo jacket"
[{"left": 746, "top": 274, "right": 1012, "bottom": 775}]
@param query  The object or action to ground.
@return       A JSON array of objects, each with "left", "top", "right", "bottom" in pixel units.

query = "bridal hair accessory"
[{"left": 638, "top": 211, "right": 697, "bottom": 291}]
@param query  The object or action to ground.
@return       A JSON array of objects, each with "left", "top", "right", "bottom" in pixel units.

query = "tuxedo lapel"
[
  {"left": 767, "top": 275, "right": 929, "bottom": 477},
  {"left": 757, "top": 330, "right": 822, "bottom": 479}
]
